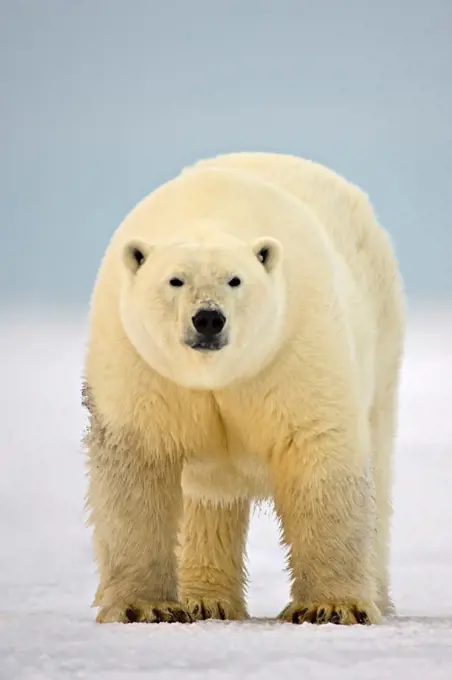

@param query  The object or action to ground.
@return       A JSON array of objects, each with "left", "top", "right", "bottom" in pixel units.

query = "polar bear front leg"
[
  {"left": 84, "top": 395, "right": 191, "bottom": 624},
  {"left": 270, "top": 432, "right": 380, "bottom": 625},
  {"left": 178, "top": 498, "right": 250, "bottom": 621},
  {"left": 89, "top": 455, "right": 191, "bottom": 624}
]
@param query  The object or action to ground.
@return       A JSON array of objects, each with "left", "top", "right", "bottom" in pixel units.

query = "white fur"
[{"left": 84, "top": 152, "right": 405, "bottom": 625}]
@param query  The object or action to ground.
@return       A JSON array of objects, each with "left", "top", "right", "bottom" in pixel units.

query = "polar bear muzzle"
[{"left": 187, "top": 307, "right": 228, "bottom": 352}]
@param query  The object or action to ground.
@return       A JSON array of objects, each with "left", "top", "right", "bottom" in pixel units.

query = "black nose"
[{"left": 192, "top": 309, "right": 226, "bottom": 337}]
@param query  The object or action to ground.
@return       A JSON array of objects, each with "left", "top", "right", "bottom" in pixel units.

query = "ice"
[{"left": 1, "top": 305, "right": 451, "bottom": 679}]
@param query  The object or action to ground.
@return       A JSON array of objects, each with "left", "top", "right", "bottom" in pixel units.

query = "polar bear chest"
[{"left": 182, "top": 434, "right": 272, "bottom": 503}]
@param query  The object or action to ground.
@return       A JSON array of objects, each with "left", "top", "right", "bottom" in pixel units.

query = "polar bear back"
[{"left": 184, "top": 152, "right": 400, "bottom": 317}]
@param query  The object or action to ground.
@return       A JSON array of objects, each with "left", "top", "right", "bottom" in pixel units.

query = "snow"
[{"left": 1, "top": 305, "right": 452, "bottom": 679}]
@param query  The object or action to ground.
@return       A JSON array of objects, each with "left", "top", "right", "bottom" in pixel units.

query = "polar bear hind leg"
[
  {"left": 178, "top": 497, "right": 250, "bottom": 621},
  {"left": 370, "top": 307, "right": 404, "bottom": 617},
  {"left": 370, "top": 371, "right": 401, "bottom": 617}
]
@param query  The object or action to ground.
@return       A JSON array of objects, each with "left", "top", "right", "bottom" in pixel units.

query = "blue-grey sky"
[{"left": 1, "top": 0, "right": 451, "bottom": 307}]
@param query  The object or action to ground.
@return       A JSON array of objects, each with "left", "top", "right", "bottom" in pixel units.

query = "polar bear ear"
[
  {"left": 252, "top": 237, "right": 283, "bottom": 274},
  {"left": 122, "top": 239, "right": 153, "bottom": 275}
]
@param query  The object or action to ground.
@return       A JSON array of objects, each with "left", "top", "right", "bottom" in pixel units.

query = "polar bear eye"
[
  {"left": 169, "top": 277, "right": 184, "bottom": 288},
  {"left": 228, "top": 277, "right": 242, "bottom": 288}
]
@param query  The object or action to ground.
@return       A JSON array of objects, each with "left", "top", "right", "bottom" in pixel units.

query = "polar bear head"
[
  {"left": 117, "top": 168, "right": 289, "bottom": 390},
  {"left": 119, "top": 231, "right": 285, "bottom": 389}
]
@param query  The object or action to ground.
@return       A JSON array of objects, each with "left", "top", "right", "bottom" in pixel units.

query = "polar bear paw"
[
  {"left": 182, "top": 597, "right": 248, "bottom": 621},
  {"left": 96, "top": 599, "right": 193, "bottom": 624},
  {"left": 278, "top": 600, "right": 381, "bottom": 625}
]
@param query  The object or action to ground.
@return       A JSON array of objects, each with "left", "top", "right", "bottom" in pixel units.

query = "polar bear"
[{"left": 83, "top": 152, "right": 405, "bottom": 626}]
